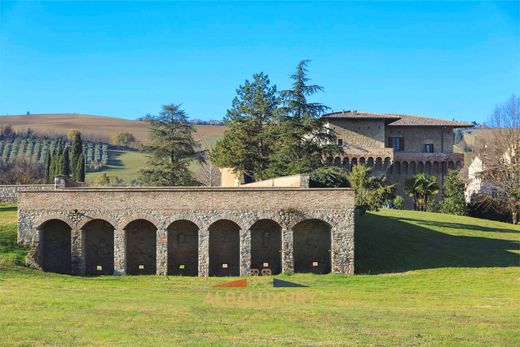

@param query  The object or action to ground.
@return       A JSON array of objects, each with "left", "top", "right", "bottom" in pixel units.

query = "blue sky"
[{"left": 0, "top": 1, "right": 518, "bottom": 123}]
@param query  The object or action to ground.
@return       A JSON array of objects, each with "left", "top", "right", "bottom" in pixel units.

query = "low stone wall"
[
  {"left": 0, "top": 185, "right": 54, "bottom": 203},
  {"left": 18, "top": 187, "right": 355, "bottom": 276}
]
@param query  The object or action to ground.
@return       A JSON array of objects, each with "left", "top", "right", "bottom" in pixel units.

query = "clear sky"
[{"left": 0, "top": 1, "right": 518, "bottom": 123}]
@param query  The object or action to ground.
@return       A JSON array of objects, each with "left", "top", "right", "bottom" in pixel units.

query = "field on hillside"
[
  {"left": 86, "top": 150, "right": 147, "bottom": 183},
  {"left": 0, "top": 114, "right": 226, "bottom": 145},
  {"left": 0, "top": 206, "right": 518, "bottom": 346}
]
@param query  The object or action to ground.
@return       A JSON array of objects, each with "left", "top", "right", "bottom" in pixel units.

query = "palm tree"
[{"left": 404, "top": 173, "right": 440, "bottom": 211}]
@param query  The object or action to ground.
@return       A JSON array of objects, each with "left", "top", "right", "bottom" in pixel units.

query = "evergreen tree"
[
  {"left": 44, "top": 149, "right": 52, "bottom": 183},
  {"left": 54, "top": 142, "right": 64, "bottom": 177},
  {"left": 268, "top": 60, "right": 340, "bottom": 177},
  {"left": 75, "top": 153, "right": 85, "bottom": 182},
  {"left": 440, "top": 169, "right": 467, "bottom": 215},
  {"left": 62, "top": 146, "right": 71, "bottom": 177},
  {"left": 71, "top": 131, "right": 83, "bottom": 181},
  {"left": 210, "top": 73, "right": 279, "bottom": 181},
  {"left": 139, "top": 104, "right": 200, "bottom": 186}
]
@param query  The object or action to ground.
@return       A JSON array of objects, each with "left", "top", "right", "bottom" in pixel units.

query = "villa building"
[{"left": 322, "top": 110, "right": 472, "bottom": 208}]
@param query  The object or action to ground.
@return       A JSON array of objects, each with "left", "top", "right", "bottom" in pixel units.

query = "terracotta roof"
[{"left": 321, "top": 110, "right": 473, "bottom": 127}]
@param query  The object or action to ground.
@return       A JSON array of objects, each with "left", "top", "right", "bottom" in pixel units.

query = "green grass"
[
  {"left": 86, "top": 149, "right": 147, "bottom": 183},
  {"left": 0, "top": 207, "right": 519, "bottom": 346}
]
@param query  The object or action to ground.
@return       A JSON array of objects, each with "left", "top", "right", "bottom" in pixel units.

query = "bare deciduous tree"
[
  {"left": 197, "top": 136, "right": 220, "bottom": 186},
  {"left": 477, "top": 95, "right": 520, "bottom": 224}
]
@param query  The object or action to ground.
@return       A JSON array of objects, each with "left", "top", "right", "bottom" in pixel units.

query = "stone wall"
[
  {"left": 326, "top": 119, "right": 387, "bottom": 151},
  {"left": 0, "top": 184, "right": 54, "bottom": 203},
  {"left": 387, "top": 126, "right": 454, "bottom": 153},
  {"left": 18, "top": 187, "right": 355, "bottom": 276}
]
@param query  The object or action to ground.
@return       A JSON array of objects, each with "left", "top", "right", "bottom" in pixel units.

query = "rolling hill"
[{"left": 0, "top": 113, "right": 226, "bottom": 146}]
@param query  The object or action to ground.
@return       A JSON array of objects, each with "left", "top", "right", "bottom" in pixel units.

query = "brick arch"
[
  {"left": 39, "top": 219, "right": 72, "bottom": 274},
  {"left": 417, "top": 161, "right": 424, "bottom": 173},
  {"left": 82, "top": 219, "right": 115, "bottom": 275},
  {"left": 250, "top": 219, "right": 282, "bottom": 275},
  {"left": 35, "top": 214, "right": 75, "bottom": 230},
  {"left": 351, "top": 157, "right": 358, "bottom": 167},
  {"left": 118, "top": 214, "right": 162, "bottom": 231},
  {"left": 208, "top": 219, "right": 241, "bottom": 276},
  {"left": 342, "top": 157, "right": 349, "bottom": 167},
  {"left": 433, "top": 161, "right": 440, "bottom": 175},
  {"left": 205, "top": 215, "right": 245, "bottom": 231},
  {"left": 167, "top": 219, "right": 199, "bottom": 276},
  {"left": 394, "top": 161, "right": 401, "bottom": 175},
  {"left": 164, "top": 216, "right": 203, "bottom": 231},
  {"left": 78, "top": 214, "right": 117, "bottom": 231},
  {"left": 292, "top": 219, "right": 332, "bottom": 274}
]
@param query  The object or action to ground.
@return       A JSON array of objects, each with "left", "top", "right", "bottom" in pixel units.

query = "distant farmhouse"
[{"left": 322, "top": 110, "right": 472, "bottom": 207}]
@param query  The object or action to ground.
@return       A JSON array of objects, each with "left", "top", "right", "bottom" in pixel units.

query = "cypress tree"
[
  {"left": 76, "top": 153, "right": 85, "bottom": 182},
  {"left": 71, "top": 131, "right": 83, "bottom": 181},
  {"left": 44, "top": 149, "right": 51, "bottom": 183},
  {"left": 62, "top": 146, "right": 71, "bottom": 177},
  {"left": 54, "top": 142, "right": 64, "bottom": 176}
]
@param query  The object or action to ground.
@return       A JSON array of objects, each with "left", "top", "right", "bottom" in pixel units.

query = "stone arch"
[
  {"left": 433, "top": 161, "right": 440, "bottom": 175},
  {"left": 293, "top": 219, "right": 331, "bottom": 274},
  {"left": 39, "top": 219, "right": 72, "bottom": 274},
  {"left": 425, "top": 161, "right": 432, "bottom": 175},
  {"left": 418, "top": 161, "right": 424, "bottom": 173},
  {"left": 342, "top": 157, "right": 349, "bottom": 170},
  {"left": 209, "top": 219, "right": 240, "bottom": 276},
  {"left": 250, "top": 219, "right": 282, "bottom": 276},
  {"left": 383, "top": 157, "right": 391, "bottom": 169},
  {"left": 167, "top": 220, "right": 199, "bottom": 276},
  {"left": 117, "top": 214, "right": 163, "bottom": 232},
  {"left": 351, "top": 157, "right": 358, "bottom": 167},
  {"left": 375, "top": 157, "right": 383, "bottom": 171},
  {"left": 410, "top": 161, "right": 417, "bottom": 174},
  {"left": 402, "top": 161, "right": 409, "bottom": 175},
  {"left": 367, "top": 157, "right": 374, "bottom": 167},
  {"left": 394, "top": 161, "right": 401, "bottom": 175},
  {"left": 124, "top": 219, "right": 157, "bottom": 275},
  {"left": 456, "top": 160, "right": 463, "bottom": 169},
  {"left": 448, "top": 161, "right": 455, "bottom": 170},
  {"left": 82, "top": 219, "right": 115, "bottom": 275},
  {"left": 35, "top": 214, "right": 74, "bottom": 230},
  {"left": 359, "top": 157, "right": 366, "bottom": 166},
  {"left": 333, "top": 157, "right": 341, "bottom": 167}
]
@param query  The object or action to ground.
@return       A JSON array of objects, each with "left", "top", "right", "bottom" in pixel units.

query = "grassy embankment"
[{"left": 0, "top": 205, "right": 518, "bottom": 346}]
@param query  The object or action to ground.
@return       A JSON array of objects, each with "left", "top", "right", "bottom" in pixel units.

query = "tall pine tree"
[
  {"left": 139, "top": 104, "right": 200, "bottom": 186},
  {"left": 210, "top": 73, "right": 279, "bottom": 181}
]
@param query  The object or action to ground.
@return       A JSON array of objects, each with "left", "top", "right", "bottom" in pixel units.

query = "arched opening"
[
  {"left": 433, "top": 161, "right": 440, "bottom": 175},
  {"left": 40, "top": 219, "right": 71, "bottom": 274},
  {"left": 394, "top": 161, "right": 401, "bottom": 175},
  {"left": 367, "top": 157, "right": 374, "bottom": 167},
  {"left": 167, "top": 220, "right": 199, "bottom": 276},
  {"left": 383, "top": 157, "right": 391, "bottom": 169},
  {"left": 342, "top": 157, "right": 349, "bottom": 169},
  {"left": 209, "top": 220, "right": 240, "bottom": 276},
  {"left": 293, "top": 219, "right": 331, "bottom": 274},
  {"left": 418, "top": 161, "right": 424, "bottom": 173},
  {"left": 402, "top": 161, "right": 409, "bottom": 175},
  {"left": 333, "top": 157, "right": 341, "bottom": 167},
  {"left": 410, "top": 161, "right": 417, "bottom": 174},
  {"left": 250, "top": 219, "right": 281, "bottom": 275},
  {"left": 351, "top": 157, "right": 358, "bottom": 168},
  {"left": 125, "top": 219, "right": 157, "bottom": 275},
  {"left": 83, "top": 219, "right": 114, "bottom": 275},
  {"left": 359, "top": 157, "right": 366, "bottom": 166},
  {"left": 425, "top": 161, "right": 432, "bottom": 175},
  {"left": 375, "top": 157, "right": 383, "bottom": 171},
  {"left": 448, "top": 161, "right": 455, "bottom": 170}
]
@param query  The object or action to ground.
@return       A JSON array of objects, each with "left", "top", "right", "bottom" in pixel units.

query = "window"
[
  {"left": 337, "top": 138, "right": 344, "bottom": 146},
  {"left": 388, "top": 137, "right": 404, "bottom": 151},
  {"left": 424, "top": 144, "right": 434, "bottom": 153}
]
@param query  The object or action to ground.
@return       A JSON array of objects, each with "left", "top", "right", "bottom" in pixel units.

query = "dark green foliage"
[
  {"left": 44, "top": 149, "right": 52, "bottom": 183},
  {"left": 309, "top": 166, "right": 349, "bottom": 188},
  {"left": 393, "top": 195, "right": 404, "bottom": 209},
  {"left": 405, "top": 173, "right": 440, "bottom": 211},
  {"left": 139, "top": 104, "right": 200, "bottom": 186},
  {"left": 349, "top": 164, "right": 395, "bottom": 215},
  {"left": 53, "top": 142, "right": 64, "bottom": 177},
  {"left": 62, "top": 146, "right": 70, "bottom": 177},
  {"left": 440, "top": 169, "right": 467, "bottom": 215},
  {"left": 210, "top": 73, "right": 279, "bottom": 181},
  {"left": 71, "top": 131, "right": 83, "bottom": 181},
  {"left": 211, "top": 60, "right": 341, "bottom": 185}
]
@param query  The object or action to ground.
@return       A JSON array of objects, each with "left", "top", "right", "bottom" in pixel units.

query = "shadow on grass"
[
  {"left": 106, "top": 150, "right": 125, "bottom": 171},
  {"left": 0, "top": 205, "right": 17, "bottom": 213},
  {"left": 355, "top": 213, "right": 520, "bottom": 274},
  {"left": 395, "top": 217, "right": 518, "bottom": 234}
]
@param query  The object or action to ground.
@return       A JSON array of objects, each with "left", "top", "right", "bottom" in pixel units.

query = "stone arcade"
[{"left": 17, "top": 187, "right": 355, "bottom": 276}]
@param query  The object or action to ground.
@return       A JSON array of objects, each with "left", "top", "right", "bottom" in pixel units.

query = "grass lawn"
[
  {"left": 0, "top": 206, "right": 518, "bottom": 346},
  {"left": 86, "top": 150, "right": 148, "bottom": 184}
]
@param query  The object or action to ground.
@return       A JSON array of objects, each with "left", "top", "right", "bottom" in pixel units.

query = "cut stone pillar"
[
  {"left": 113, "top": 228, "right": 126, "bottom": 276},
  {"left": 331, "top": 209, "right": 355, "bottom": 275},
  {"left": 281, "top": 226, "right": 294, "bottom": 273},
  {"left": 239, "top": 228, "right": 251, "bottom": 276},
  {"left": 156, "top": 227, "right": 168, "bottom": 275},
  {"left": 71, "top": 228, "right": 84, "bottom": 275},
  {"left": 198, "top": 225, "right": 209, "bottom": 277}
]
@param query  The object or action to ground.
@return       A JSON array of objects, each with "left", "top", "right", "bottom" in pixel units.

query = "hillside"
[
  {"left": 0, "top": 113, "right": 226, "bottom": 145},
  {"left": 0, "top": 206, "right": 518, "bottom": 346}
]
